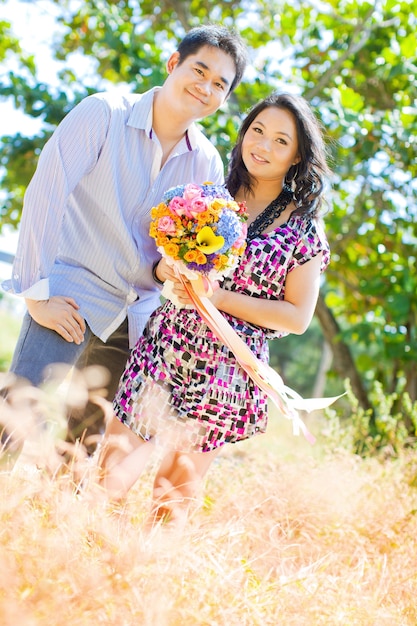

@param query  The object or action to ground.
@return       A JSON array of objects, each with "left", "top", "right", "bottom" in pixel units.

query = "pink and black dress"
[{"left": 113, "top": 213, "right": 330, "bottom": 453}]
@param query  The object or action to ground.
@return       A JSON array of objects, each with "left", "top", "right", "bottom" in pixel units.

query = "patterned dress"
[{"left": 113, "top": 213, "right": 330, "bottom": 453}]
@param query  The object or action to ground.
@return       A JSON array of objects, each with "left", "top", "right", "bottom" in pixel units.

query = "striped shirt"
[{"left": 2, "top": 88, "right": 225, "bottom": 346}]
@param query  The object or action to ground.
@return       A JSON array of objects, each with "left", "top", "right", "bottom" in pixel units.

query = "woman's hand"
[
  {"left": 172, "top": 275, "right": 221, "bottom": 306},
  {"left": 25, "top": 296, "right": 86, "bottom": 344},
  {"left": 153, "top": 258, "right": 177, "bottom": 284},
  {"left": 154, "top": 258, "right": 222, "bottom": 307},
  {"left": 169, "top": 276, "right": 195, "bottom": 306}
]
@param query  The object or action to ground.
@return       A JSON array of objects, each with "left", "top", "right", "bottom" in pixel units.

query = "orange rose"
[
  {"left": 194, "top": 250, "right": 207, "bottom": 265},
  {"left": 164, "top": 243, "right": 180, "bottom": 259}
]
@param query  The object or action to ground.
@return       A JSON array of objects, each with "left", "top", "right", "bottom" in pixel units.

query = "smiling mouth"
[
  {"left": 252, "top": 153, "right": 269, "bottom": 164},
  {"left": 187, "top": 89, "right": 207, "bottom": 105}
]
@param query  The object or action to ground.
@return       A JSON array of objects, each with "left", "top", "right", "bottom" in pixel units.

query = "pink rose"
[
  {"left": 158, "top": 216, "right": 177, "bottom": 235},
  {"left": 183, "top": 184, "right": 203, "bottom": 201},
  {"left": 189, "top": 197, "right": 208, "bottom": 215},
  {"left": 169, "top": 196, "right": 188, "bottom": 216}
]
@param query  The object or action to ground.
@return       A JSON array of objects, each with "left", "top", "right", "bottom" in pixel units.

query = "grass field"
[
  {"left": 1, "top": 309, "right": 417, "bottom": 624},
  {"left": 1, "top": 391, "right": 417, "bottom": 625}
]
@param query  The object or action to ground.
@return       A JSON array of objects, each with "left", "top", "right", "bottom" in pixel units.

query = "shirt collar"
[{"left": 127, "top": 87, "right": 158, "bottom": 134}]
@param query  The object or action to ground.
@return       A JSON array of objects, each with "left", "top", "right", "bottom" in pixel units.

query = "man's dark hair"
[{"left": 177, "top": 24, "right": 248, "bottom": 94}]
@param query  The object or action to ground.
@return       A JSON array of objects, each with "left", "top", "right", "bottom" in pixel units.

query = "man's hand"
[{"left": 25, "top": 296, "right": 86, "bottom": 344}]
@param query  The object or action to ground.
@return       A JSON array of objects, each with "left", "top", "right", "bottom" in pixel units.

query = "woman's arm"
[
  {"left": 158, "top": 252, "right": 323, "bottom": 335},
  {"left": 211, "top": 252, "right": 323, "bottom": 335}
]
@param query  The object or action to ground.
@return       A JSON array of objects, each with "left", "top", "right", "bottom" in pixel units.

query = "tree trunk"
[{"left": 315, "top": 294, "right": 372, "bottom": 411}]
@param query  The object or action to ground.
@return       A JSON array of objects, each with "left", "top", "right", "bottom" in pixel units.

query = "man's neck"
[{"left": 152, "top": 89, "right": 192, "bottom": 147}]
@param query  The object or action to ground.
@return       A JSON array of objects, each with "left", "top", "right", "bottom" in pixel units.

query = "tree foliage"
[{"left": 0, "top": 0, "right": 416, "bottom": 416}]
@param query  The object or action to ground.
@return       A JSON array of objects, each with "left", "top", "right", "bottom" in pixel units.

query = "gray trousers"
[{"left": 9, "top": 313, "right": 131, "bottom": 447}]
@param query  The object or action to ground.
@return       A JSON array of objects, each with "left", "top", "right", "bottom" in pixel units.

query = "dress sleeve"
[{"left": 289, "top": 217, "right": 330, "bottom": 274}]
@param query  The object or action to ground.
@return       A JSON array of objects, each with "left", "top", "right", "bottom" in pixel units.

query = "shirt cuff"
[{"left": 8, "top": 277, "right": 50, "bottom": 300}]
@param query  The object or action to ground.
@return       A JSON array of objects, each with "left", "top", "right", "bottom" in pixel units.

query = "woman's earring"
[{"left": 284, "top": 164, "right": 299, "bottom": 189}]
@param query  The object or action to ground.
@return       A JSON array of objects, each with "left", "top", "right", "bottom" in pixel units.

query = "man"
[{"left": 3, "top": 25, "right": 248, "bottom": 449}]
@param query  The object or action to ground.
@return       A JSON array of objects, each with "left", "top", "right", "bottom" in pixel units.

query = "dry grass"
[{"left": 1, "top": 376, "right": 417, "bottom": 625}]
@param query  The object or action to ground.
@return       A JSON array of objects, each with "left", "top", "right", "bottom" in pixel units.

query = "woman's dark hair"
[
  {"left": 226, "top": 92, "right": 331, "bottom": 216},
  {"left": 176, "top": 25, "right": 248, "bottom": 94}
]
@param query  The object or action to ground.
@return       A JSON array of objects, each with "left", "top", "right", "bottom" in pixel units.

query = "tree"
[{"left": 1, "top": 0, "right": 416, "bottom": 417}]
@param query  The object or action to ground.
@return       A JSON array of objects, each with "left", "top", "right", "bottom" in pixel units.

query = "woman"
[{"left": 97, "top": 92, "right": 331, "bottom": 527}]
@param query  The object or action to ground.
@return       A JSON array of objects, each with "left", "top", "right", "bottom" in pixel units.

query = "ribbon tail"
[{"left": 283, "top": 392, "right": 346, "bottom": 413}]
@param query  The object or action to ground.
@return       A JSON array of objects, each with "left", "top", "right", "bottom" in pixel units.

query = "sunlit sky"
[
  {"left": 0, "top": 0, "right": 83, "bottom": 278},
  {"left": 0, "top": 0, "right": 60, "bottom": 135}
]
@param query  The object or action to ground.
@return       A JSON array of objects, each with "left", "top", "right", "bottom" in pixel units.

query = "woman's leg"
[
  {"left": 148, "top": 447, "right": 220, "bottom": 527},
  {"left": 97, "top": 414, "right": 154, "bottom": 500}
]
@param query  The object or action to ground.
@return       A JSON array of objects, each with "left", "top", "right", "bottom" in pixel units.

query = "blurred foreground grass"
[
  {"left": 1, "top": 384, "right": 417, "bottom": 625},
  {"left": 1, "top": 307, "right": 417, "bottom": 624},
  {"left": 0, "top": 307, "right": 20, "bottom": 371}
]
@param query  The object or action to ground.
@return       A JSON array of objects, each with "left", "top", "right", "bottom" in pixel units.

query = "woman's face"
[{"left": 241, "top": 106, "right": 300, "bottom": 184}]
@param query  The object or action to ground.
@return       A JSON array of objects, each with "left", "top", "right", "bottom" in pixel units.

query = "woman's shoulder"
[
  {"left": 288, "top": 212, "right": 330, "bottom": 269},
  {"left": 289, "top": 212, "right": 327, "bottom": 240}
]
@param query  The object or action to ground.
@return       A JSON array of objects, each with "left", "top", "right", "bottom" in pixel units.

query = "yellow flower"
[
  {"left": 195, "top": 226, "right": 224, "bottom": 254},
  {"left": 210, "top": 198, "right": 227, "bottom": 211},
  {"left": 195, "top": 250, "right": 207, "bottom": 265},
  {"left": 164, "top": 243, "right": 180, "bottom": 259},
  {"left": 213, "top": 254, "right": 229, "bottom": 270},
  {"left": 228, "top": 200, "right": 241, "bottom": 212},
  {"left": 156, "top": 234, "right": 169, "bottom": 246},
  {"left": 184, "top": 250, "right": 199, "bottom": 262},
  {"left": 151, "top": 203, "right": 170, "bottom": 220},
  {"left": 195, "top": 210, "right": 212, "bottom": 224}
]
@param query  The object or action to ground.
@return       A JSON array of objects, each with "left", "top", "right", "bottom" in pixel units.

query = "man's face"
[{"left": 165, "top": 45, "right": 237, "bottom": 120}]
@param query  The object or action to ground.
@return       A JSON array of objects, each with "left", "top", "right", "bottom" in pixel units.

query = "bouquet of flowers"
[{"left": 150, "top": 182, "right": 248, "bottom": 300}]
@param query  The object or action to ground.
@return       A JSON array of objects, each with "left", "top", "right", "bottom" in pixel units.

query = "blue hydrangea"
[
  {"left": 216, "top": 210, "right": 242, "bottom": 252},
  {"left": 163, "top": 185, "right": 186, "bottom": 203},
  {"left": 201, "top": 183, "right": 233, "bottom": 200}
]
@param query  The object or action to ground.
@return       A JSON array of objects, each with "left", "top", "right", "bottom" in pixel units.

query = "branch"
[{"left": 306, "top": 7, "right": 397, "bottom": 99}]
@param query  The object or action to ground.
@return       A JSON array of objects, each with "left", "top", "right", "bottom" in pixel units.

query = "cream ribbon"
[{"left": 174, "top": 268, "right": 343, "bottom": 444}]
